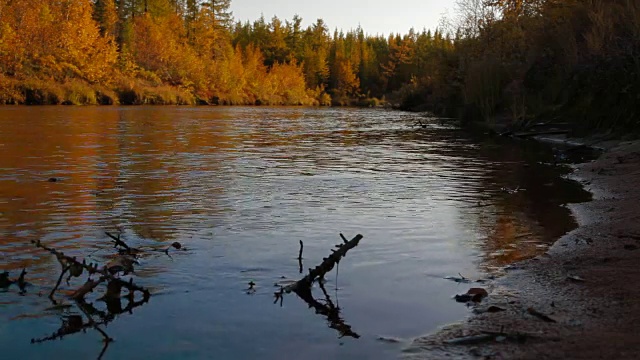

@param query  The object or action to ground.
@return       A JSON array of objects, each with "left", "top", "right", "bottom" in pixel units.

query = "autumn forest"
[{"left": 0, "top": 0, "right": 638, "bottom": 130}]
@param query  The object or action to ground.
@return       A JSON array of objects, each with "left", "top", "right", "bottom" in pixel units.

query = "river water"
[{"left": 0, "top": 107, "right": 590, "bottom": 359}]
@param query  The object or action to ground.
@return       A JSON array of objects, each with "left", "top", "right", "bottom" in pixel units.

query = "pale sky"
[{"left": 230, "top": 0, "right": 456, "bottom": 36}]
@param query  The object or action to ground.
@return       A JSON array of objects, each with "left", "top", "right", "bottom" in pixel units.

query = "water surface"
[{"left": 0, "top": 107, "right": 590, "bottom": 359}]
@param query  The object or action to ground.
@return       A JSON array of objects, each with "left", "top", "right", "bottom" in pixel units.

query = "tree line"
[
  {"left": 407, "top": 0, "right": 639, "bottom": 131},
  {"left": 0, "top": 0, "right": 637, "bottom": 131},
  {"left": 0, "top": 0, "right": 451, "bottom": 106},
  {"left": 0, "top": 0, "right": 305, "bottom": 105}
]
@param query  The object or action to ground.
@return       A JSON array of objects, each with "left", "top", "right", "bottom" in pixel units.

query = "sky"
[{"left": 230, "top": 0, "right": 457, "bottom": 36}]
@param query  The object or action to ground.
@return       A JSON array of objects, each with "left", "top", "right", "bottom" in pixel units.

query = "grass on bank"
[{"left": 0, "top": 76, "right": 383, "bottom": 107}]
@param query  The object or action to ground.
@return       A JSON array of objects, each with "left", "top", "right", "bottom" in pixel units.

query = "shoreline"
[{"left": 406, "top": 137, "right": 640, "bottom": 359}]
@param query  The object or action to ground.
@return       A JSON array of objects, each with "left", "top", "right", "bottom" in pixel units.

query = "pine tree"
[{"left": 209, "top": 0, "right": 232, "bottom": 30}]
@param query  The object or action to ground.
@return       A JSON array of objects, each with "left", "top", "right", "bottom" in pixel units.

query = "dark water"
[{"left": 0, "top": 107, "right": 590, "bottom": 359}]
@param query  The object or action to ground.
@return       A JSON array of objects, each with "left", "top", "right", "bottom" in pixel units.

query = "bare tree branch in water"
[
  {"left": 11, "top": 231, "right": 179, "bottom": 359},
  {"left": 105, "top": 231, "right": 138, "bottom": 254},
  {"left": 298, "top": 240, "right": 304, "bottom": 274},
  {"left": 275, "top": 233, "right": 363, "bottom": 339},
  {"left": 31, "top": 239, "right": 151, "bottom": 302},
  {"left": 275, "top": 233, "right": 362, "bottom": 300}
]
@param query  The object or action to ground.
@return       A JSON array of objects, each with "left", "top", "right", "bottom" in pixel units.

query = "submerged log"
[
  {"left": 273, "top": 233, "right": 363, "bottom": 338},
  {"left": 276, "top": 234, "right": 362, "bottom": 301}
]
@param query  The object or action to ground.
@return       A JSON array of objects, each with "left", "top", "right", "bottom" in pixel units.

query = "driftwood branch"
[
  {"left": 105, "top": 231, "right": 143, "bottom": 255},
  {"left": 298, "top": 240, "right": 304, "bottom": 274},
  {"left": 279, "top": 234, "right": 362, "bottom": 300},
  {"left": 297, "top": 240, "right": 304, "bottom": 260},
  {"left": 106, "top": 231, "right": 182, "bottom": 257},
  {"left": 32, "top": 240, "right": 150, "bottom": 301},
  {"left": 275, "top": 233, "right": 362, "bottom": 308},
  {"left": 50, "top": 265, "right": 71, "bottom": 300},
  {"left": 22, "top": 229, "right": 177, "bottom": 359},
  {"left": 105, "top": 231, "right": 129, "bottom": 250},
  {"left": 273, "top": 233, "right": 362, "bottom": 338}
]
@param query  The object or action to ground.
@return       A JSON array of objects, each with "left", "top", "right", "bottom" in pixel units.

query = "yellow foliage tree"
[
  {"left": 132, "top": 13, "right": 206, "bottom": 89},
  {"left": 56, "top": 0, "right": 118, "bottom": 83}
]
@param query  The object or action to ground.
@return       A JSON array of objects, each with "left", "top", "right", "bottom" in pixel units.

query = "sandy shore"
[{"left": 405, "top": 138, "right": 640, "bottom": 359}]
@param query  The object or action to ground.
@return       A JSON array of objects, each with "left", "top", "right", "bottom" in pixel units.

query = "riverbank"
[
  {"left": 406, "top": 137, "right": 640, "bottom": 359},
  {"left": 0, "top": 77, "right": 387, "bottom": 107}
]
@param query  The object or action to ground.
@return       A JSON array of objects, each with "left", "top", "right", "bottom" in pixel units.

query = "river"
[{"left": 0, "top": 106, "right": 590, "bottom": 359}]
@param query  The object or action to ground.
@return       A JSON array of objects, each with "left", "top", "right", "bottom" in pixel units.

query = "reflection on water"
[
  {"left": 0, "top": 107, "right": 591, "bottom": 359},
  {"left": 29, "top": 292, "right": 150, "bottom": 360}
]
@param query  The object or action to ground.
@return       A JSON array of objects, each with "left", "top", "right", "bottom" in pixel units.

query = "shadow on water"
[
  {"left": 29, "top": 296, "right": 149, "bottom": 360},
  {"left": 0, "top": 107, "right": 596, "bottom": 359}
]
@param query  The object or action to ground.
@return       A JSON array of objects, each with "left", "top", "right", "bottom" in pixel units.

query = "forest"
[{"left": 0, "top": 0, "right": 638, "bottom": 130}]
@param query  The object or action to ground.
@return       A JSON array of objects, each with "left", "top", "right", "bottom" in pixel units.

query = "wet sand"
[{"left": 406, "top": 138, "right": 640, "bottom": 359}]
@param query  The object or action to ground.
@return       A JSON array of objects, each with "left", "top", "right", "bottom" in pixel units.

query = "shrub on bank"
[
  {"left": 115, "top": 80, "right": 197, "bottom": 105},
  {"left": 20, "top": 79, "right": 65, "bottom": 105},
  {"left": 62, "top": 81, "right": 97, "bottom": 105},
  {"left": 1, "top": 78, "right": 116, "bottom": 105},
  {"left": 0, "top": 76, "right": 24, "bottom": 104},
  {"left": 94, "top": 86, "right": 119, "bottom": 105},
  {"left": 141, "top": 85, "right": 196, "bottom": 105}
]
